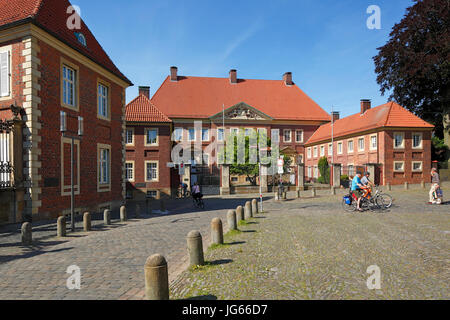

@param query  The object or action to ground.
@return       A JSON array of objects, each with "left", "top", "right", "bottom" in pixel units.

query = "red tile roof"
[
  {"left": 126, "top": 94, "right": 172, "bottom": 123},
  {"left": 150, "top": 75, "right": 331, "bottom": 121},
  {"left": 0, "top": 0, "right": 132, "bottom": 85},
  {"left": 306, "top": 102, "right": 434, "bottom": 145}
]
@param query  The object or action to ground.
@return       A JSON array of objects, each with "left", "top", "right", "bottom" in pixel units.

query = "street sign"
[
  {"left": 167, "top": 162, "right": 175, "bottom": 168},
  {"left": 179, "top": 162, "right": 185, "bottom": 175},
  {"left": 277, "top": 157, "right": 284, "bottom": 174}
]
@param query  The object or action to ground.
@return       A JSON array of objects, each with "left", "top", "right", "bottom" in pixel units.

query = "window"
[
  {"left": 394, "top": 161, "right": 405, "bottom": 172},
  {"left": 412, "top": 161, "right": 423, "bottom": 172},
  {"left": 337, "top": 142, "right": 343, "bottom": 154},
  {"left": 320, "top": 145, "right": 325, "bottom": 157},
  {"left": 231, "top": 128, "right": 239, "bottom": 136},
  {"left": 188, "top": 128, "right": 196, "bottom": 141},
  {"left": 295, "top": 130, "right": 304, "bottom": 143},
  {"left": 358, "top": 138, "right": 365, "bottom": 151},
  {"left": 328, "top": 144, "right": 333, "bottom": 155},
  {"left": 271, "top": 129, "right": 280, "bottom": 142},
  {"left": 75, "top": 32, "right": 87, "bottom": 46},
  {"left": 146, "top": 161, "right": 159, "bottom": 182},
  {"left": 370, "top": 135, "right": 377, "bottom": 150},
  {"left": 98, "top": 146, "right": 111, "bottom": 190},
  {"left": 314, "top": 166, "right": 319, "bottom": 178},
  {"left": 62, "top": 64, "right": 77, "bottom": 107},
  {"left": 348, "top": 165, "right": 355, "bottom": 177},
  {"left": 126, "top": 129, "right": 134, "bottom": 145},
  {"left": 98, "top": 82, "right": 109, "bottom": 119},
  {"left": 0, "top": 47, "right": 11, "bottom": 98},
  {"left": 348, "top": 140, "right": 354, "bottom": 153},
  {"left": 147, "top": 191, "right": 157, "bottom": 199},
  {"left": 244, "top": 128, "right": 252, "bottom": 137},
  {"left": 284, "top": 130, "right": 292, "bottom": 143},
  {"left": 126, "top": 189, "right": 133, "bottom": 199},
  {"left": 412, "top": 132, "right": 423, "bottom": 149},
  {"left": 394, "top": 132, "right": 404, "bottom": 149},
  {"left": 217, "top": 128, "right": 224, "bottom": 141},
  {"left": 307, "top": 166, "right": 312, "bottom": 177},
  {"left": 202, "top": 128, "right": 210, "bottom": 141},
  {"left": 173, "top": 127, "right": 183, "bottom": 141},
  {"left": 145, "top": 128, "right": 158, "bottom": 146},
  {"left": 125, "top": 162, "right": 134, "bottom": 181},
  {"left": 307, "top": 147, "right": 312, "bottom": 159},
  {"left": 313, "top": 146, "right": 318, "bottom": 158},
  {"left": 231, "top": 177, "right": 238, "bottom": 182}
]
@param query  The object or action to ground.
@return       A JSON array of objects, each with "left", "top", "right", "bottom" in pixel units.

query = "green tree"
[
  {"left": 317, "top": 156, "right": 330, "bottom": 184},
  {"left": 373, "top": 0, "right": 450, "bottom": 138}
]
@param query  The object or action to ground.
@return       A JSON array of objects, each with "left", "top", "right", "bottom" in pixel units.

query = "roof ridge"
[{"left": 32, "top": 0, "right": 44, "bottom": 16}]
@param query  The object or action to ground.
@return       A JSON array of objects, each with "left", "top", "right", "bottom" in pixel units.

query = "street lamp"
[{"left": 60, "top": 111, "right": 83, "bottom": 232}]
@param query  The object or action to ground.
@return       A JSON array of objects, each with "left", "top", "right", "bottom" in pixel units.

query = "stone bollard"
[
  {"left": 236, "top": 206, "right": 244, "bottom": 223},
  {"left": 187, "top": 230, "right": 204, "bottom": 267},
  {"left": 136, "top": 204, "right": 141, "bottom": 219},
  {"left": 227, "top": 210, "right": 237, "bottom": 231},
  {"left": 21, "top": 222, "right": 32, "bottom": 246},
  {"left": 144, "top": 254, "right": 169, "bottom": 300},
  {"left": 421, "top": 181, "right": 425, "bottom": 189},
  {"left": 160, "top": 199, "right": 165, "bottom": 212},
  {"left": 211, "top": 218, "right": 224, "bottom": 245},
  {"left": 252, "top": 199, "right": 258, "bottom": 214},
  {"left": 282, "top": 192, "right": 287, "bottom": 200},
  {"left": 83, "top": 212, "right": 91, "bottom": 232},
  {"left": 387, "top": 183, "right": 392, "bottom": 191},
  {"left": 331, "top": 187, "right": 336, "bottom": 195},
  {"left": 244, "top": 201, "right": 252, "bottom": 220},
  {"left": 297, "top": 190, "right": 301, "bottom": 199},
  {"left": 404, "top": 182, "right": 409, "bottom": 190},
  {"left": 57, "top": 216, "right": 66, "bottom": 237},
  {"left": 311, "top": 188, "right": 316, "bottom": 197},
  {"left": 120, "top": 206, "right": 127, "bottom": 222},
  {"left": 104, "top": 209, "right": 111, "bottom": 225}
]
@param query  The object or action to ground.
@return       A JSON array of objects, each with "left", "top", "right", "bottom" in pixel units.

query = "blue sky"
[{"left": 75, "top": 0, "right": 414, "bottom": 117}]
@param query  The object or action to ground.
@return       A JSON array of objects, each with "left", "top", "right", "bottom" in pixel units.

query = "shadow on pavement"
[{"left": 0, "top": 246, "right": 73, "bottom": 264}]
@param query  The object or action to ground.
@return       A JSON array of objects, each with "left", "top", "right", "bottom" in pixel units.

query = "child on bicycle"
[{"left": 351, "top": 172, "right": 365, "bottom": 212}]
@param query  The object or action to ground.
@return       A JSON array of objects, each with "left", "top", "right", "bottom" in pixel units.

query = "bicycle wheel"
[
  {"left": 342, "top": 198, "right": 356, "bottom": 212},
  {"left": 199, "top": 200, "right": 205, "bottom": 210},
  {"left": 375, "top": 196, "right": 386, "bottom": 210},
  {"left": 380, "top": 193, "right": 393, "bottom": 208}
]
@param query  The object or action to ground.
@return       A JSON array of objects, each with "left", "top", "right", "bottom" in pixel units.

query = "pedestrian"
[{"left": 428, "top": 168, "right": 440, "bottom": 204}]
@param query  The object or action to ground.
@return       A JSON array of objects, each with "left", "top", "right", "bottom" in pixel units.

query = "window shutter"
[{"left": 0, "top": 51, "right": 10, "bottom": 97}]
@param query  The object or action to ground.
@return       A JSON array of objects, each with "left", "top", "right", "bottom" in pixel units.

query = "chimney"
[
  {"left": 360, "top": 99, "right": 371, "bottom": 114},
  {"left": 283, "top": 72, "right": 293, "bottom": 86},
  {"left": 170, "top": 66, "right": 178, "bottom": 81},
  {"left": 229, "top": 69, "right": 237, "bottom": 84},
  {"left": 332, "top": 111, "right": 340, "bottom": 122},
  {"left": 139, "top": 86, "right": 150, "bottom": 99}
]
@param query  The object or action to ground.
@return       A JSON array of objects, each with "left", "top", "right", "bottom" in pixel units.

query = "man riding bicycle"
[
  {"left": 351, "top": 172, "right": 366, "bottom": 212},
  {"left": 361, "top": 171, "right": 374, "bottom": 198},
  {"left": 192, "top": 182, "right": 203, "bottom": 206}
]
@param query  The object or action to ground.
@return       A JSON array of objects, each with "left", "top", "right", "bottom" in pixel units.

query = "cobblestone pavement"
[
  {"left": 0, "top": 196, "right": 259, "bottom": 300},
  {"left": 170, "top": 183, "right": 450, "bottom": 300},
  {"left": 1, "top": 183, "right": 449, "bottom": 300}
]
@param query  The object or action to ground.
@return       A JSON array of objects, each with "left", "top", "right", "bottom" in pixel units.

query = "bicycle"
[
  {"left": 176, "top": 188, "right": 191, "bottom": 199},
  {"left": 192, "top": 195, "right": 205, "bottom": 210},
  {"left": 372, "top": 185, "right": 393, "bottom": 209},
  {"left": 342, "top": 187, "right": 387, "bottom": 212}
]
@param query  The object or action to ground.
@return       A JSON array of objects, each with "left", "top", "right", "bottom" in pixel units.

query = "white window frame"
[
  {"left": 313, "top": 146, "right": 318, "bottom": 158},
  {"left": 337, "top": 142, "right": 343, "bottom": 155},
  {"left": 271, "top": 129, "right": 280, "bottom": 142},
  {"left": 328, "top": 143, "right": 333, "bottom": 155},
  {"left": 145, "top": 161, "right": 159, "bottom": 182},
  {"left": 97, "top": 81, "right": 110, "bottom": 120},
  {"left": 370, "top": 134, "right": 377, "bottom": 151},
  {"left": 412, "top": 161, "right": 423, "bottom": 172},
  {"left": 284, "top": 129, "right": 292, "bottom": 143},
  {"left": 97, "top": 144, "right": 111, "bottom": 192},
  {"left": 307, "top": 166, "right": 312, "bottom": 177},
  {"left": 313, "top": 166, "right": 319, "bottom": 178},
  {"left": 61, "top": 60, "right": 79, "bottom": 111},
  {"left": 125, "top": 161, "right": 135, "bottom": 182},
  {"left": 145, "top": 128, "right": 159, "bottom": 146},
  {"left": 202, "top": 128, "right": 210, "bottom": 142},
  {"left": 412, "top": 132, "right": 423, "bottom": 149},
  {"left": 320, "top": 145, "right": 325, "bottom": 157},
  {"left": 0, "top": 45, "right": 11, "bottom": 99},
  {"left": 217, "top": 127, "right": 225, "bottom": 142},
  {"left": 126, "top": 128, "right": 134, "bottom": 146},
  {"left": 173, "top": 127, "right": 183, "bottom": 141},
  {"left": 307, "top": 147, "right": 312, "bottom": 159},
  {"left": 295, "top": 130, "right": 304, "bottom": 143},
  {"left": 394, "top": 132, "right": 405, "bottom": 149},
  {"left": 188, "top": 128, "right": 196, "bottom": 142},
  {"left": 347, "top": 140, "right": 354, "bottom": 153},
  {"left": 393, "top": 161, "right": 405, "bottom": 172},
  {"left": 358, "top": 137, "right": 365, "bottom": 152}
]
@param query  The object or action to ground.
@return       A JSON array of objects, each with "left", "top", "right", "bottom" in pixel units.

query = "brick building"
[
  {"left": 304, "top": 100, "right": 434, "bottom": 186},
  {"left": 0, "top": 0, "right": 132, "bottom": 223},
  {"left": 125, "top": 87, "right": 173, "bottom": 200},
  {"left": 128, "top": 67, "right": 331, "bottom": 196}
]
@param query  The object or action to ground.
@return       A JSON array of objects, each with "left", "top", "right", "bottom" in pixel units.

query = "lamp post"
[{"left": 60, "top": 111, "right": 83, "bottom": 232}]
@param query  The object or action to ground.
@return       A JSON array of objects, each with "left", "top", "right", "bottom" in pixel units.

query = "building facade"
[
  {"left": 0, "top": 0, "right": 132, "bottom": 223},
  {"left": 304, "top": 100, "right": 434, "bottom": 186}
]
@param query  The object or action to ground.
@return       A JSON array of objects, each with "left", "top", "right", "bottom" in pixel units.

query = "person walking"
[{"left": 428, "top": 168, "right": 440, "bottom": 204}]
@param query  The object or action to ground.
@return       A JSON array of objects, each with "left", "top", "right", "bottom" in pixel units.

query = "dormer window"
[{"left": 74, "top": 32, "right": 87, "bottom": 47}]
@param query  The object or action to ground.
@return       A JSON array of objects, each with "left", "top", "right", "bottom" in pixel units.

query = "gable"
[{"left": 209, "top": 102, "right": 273, "bottom": 121}]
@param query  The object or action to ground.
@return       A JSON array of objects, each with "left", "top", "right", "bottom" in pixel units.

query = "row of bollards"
[
  {"left": 21, "top": 205, "right": 136, "bottom": 246},
  {"left": 144, "top": 197, "right": 262, "bottom": 300}
]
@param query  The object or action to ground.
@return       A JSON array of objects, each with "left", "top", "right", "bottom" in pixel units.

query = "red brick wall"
[
  {"left": 125, "top": 123, "right": 173, "bottom": 199},
  {"left": 37, "top": 39, "right": 125, "bottom": 218}
]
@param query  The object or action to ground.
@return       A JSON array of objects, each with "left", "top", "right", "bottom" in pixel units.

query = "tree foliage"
[
  {"left": 317, "top": 156, "right": 330, "bottom": 184},
  {"left": 373, "top": 0, "right": 450, "bottom": 138}
]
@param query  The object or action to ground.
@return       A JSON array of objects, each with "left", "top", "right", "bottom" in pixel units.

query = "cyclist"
[
  {"left": 428, "top": 168, "right": 440, "bottom": 204},
  {"left": 192, "top": 182, "right": 203, "bottom": 206},
  {"left": 361, "top": 171, "right": 374, "bottom": 198},
  {"left": 351, "top": 172, "right": 365, "bottom": 212},
  {"left": 180, "top": 182, "right": 188, "bottom": 197}
]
